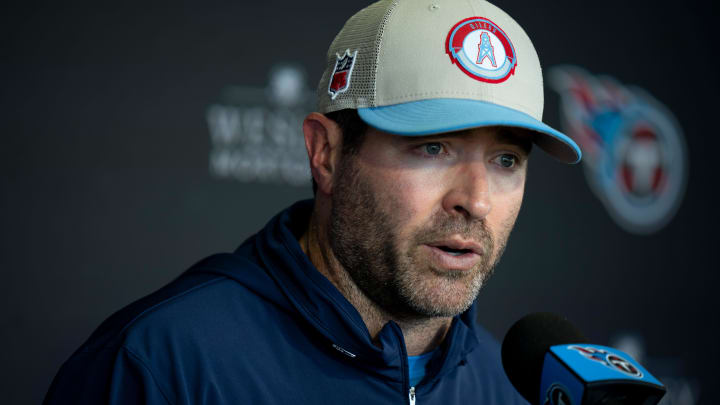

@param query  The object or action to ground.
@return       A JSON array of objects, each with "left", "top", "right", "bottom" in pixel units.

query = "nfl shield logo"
[{"left": 328, "top": 49, "right": 357, "bottom": 100}]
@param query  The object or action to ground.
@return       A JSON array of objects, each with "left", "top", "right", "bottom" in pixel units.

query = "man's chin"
[
  {"left": 406, "top": 299, "right": 476, "bottom": 319},
  {"left": 400, "top": 276, "right": 484, "bottom": 318},
  {"left": 429, "top": 266, "right": 476, "bottom": 280}
]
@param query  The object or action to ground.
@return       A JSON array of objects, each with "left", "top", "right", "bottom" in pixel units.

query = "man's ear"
[{"left": 303, "top": 112, "right": 343, "bottom": 195}]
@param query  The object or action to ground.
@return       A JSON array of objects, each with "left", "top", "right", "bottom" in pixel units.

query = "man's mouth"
[
  {"left": 422, "top": 236, "right": 486, "bottom": 271},
  {"left": 435, "top": 246, "right": 474, "bottom": 256},
  {"left": 424, "top": 241, "right": 484, "bottom": 271},
  {"left": 427, "top": 238, "right": 484, "bottom": 256}
]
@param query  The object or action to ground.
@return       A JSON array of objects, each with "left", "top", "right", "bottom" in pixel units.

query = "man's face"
[{"left": 328, "top": 126, "right": 529, "bottom": 319}]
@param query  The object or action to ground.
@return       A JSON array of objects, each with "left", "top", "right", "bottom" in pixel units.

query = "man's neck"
[{"left": 299, "top": 211, "right": 452, "bottom": 356}]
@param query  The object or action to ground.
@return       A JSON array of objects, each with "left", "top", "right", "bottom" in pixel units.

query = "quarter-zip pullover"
[{"left": 44, "top": 200, "right": 528, "bottom": 404}]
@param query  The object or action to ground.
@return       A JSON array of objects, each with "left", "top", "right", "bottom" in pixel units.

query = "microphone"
[{"left": 501, "top": 313, "right": 666, "bottom": 405}]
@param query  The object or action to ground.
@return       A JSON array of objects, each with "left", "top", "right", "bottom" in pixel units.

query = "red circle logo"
[{"left": 445, "top": 17, "right": 517, "bottom": 83}]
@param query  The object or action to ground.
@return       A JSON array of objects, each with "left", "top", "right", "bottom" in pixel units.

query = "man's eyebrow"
[
  {"left": 399, "top": 133, "right": 455, "bottom": 142},
  {"left": 396, "top": 127, "right": 534, "bottom": 154}
]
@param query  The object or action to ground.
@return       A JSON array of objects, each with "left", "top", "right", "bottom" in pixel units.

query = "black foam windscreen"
[{"left": 501, "top": 312, "right": 588, "bottom": 404}]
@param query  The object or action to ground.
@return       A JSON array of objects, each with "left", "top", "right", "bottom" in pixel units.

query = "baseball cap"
[{"left": 316, "top": 0, "right": 582, "bottom": 164}]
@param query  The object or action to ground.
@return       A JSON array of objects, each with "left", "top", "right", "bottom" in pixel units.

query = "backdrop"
[{"left": 2, "top": 0, "right": 717, "bottom": 404}]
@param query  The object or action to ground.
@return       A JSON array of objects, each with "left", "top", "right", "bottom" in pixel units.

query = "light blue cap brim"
[{"left": 357, "top": 99, "right": 581, "bottom": 164}]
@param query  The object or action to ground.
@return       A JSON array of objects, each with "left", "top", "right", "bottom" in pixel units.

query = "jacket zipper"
[{"left": 392, "top": 321, "right": 415, "bottom": 405}]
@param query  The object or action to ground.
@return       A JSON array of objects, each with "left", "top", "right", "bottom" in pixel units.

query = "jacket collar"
[{"left": 249, "top": 199, "right": 481, "bottom": 381}]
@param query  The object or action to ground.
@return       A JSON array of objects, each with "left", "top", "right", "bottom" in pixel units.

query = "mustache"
[{"left": 413, "top": 213, "right": 493, "bottom": 246}]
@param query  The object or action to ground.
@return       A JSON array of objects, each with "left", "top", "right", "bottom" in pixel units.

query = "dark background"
[{"left": 2, "top": 0, "right": 717, "bottom": 404}]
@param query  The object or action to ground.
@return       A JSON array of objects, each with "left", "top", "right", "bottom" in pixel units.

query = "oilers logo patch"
[
  {"left": 328, "top": 49, "right": 357, "bottom": 100},
  {"left": 549, "top": 66, "right": 687, "bottom": 234},
  {"left": 445, "top": 17, "right": 517, "bottom": 83}
]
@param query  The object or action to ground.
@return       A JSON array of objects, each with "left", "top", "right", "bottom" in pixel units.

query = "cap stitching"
[
  {"left": 376, "top": 92, "right": 539, "bottom": 117},
  {"left": 373, "top": 0, "right": 402, "bottom": 106}
]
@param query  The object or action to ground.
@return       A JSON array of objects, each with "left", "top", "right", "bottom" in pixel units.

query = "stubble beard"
[{"left": 328, "top": 157, "right": 511, "bottom": 321}]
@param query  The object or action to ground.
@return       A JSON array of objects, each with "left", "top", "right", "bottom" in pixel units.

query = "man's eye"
[
  {"left": 424, "top": 143, "right": 444, "bottom": 155},
  {"left": 497, "top": 154, "right": 517, "bottom": 168}
]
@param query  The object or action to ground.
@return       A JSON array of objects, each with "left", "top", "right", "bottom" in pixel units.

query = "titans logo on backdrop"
[
  {"left": 446, "top": 17, "right": 517, "bottom": 83},
  {"left": 549, "top": 66, "right": 687, "bottom": 234}
]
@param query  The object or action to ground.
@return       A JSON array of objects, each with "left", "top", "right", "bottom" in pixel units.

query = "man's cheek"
[
  {"left": 489, "top": 171, "right": 526, "bottom": 195},
  {"left": 496, "top": 197, "right": 523, "bottom": 241},
  {"left": 384, "top": 175, "right": 435, "bottom": 218}
]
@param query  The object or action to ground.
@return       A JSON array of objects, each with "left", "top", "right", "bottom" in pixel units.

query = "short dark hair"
[{"left": 311, "top": 109, "right": 368, "bottom": 194}]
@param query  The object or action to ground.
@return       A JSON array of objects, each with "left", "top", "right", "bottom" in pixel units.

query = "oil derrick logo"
[{"left": 477, "top": 32, "right": 497, "bottom": 67}]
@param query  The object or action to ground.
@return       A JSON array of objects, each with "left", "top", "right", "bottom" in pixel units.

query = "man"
[{"left": 44, "top": 0, "right": 581, "bottom": 404}]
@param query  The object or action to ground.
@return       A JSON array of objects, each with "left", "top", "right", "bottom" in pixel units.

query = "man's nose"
[{"left": 441, "top": 160, "right": 492, "bottom": 220}]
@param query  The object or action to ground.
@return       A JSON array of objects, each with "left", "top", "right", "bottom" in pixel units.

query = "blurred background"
[{"left": 1, "top": 0, "right": 717, "bottom": 403}]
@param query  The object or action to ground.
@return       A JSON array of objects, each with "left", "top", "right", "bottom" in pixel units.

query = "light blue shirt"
[{"left": 407, "top": 350, "right": 437, "bottom": 387}]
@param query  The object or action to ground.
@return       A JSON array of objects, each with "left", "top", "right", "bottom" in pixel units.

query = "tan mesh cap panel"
[{"left": 317, "top": 0, "right": 399, "bottom": 113}]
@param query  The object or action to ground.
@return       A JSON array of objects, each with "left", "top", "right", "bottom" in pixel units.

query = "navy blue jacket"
[{"left": 44, "top": 200, "right": 528, "bottom": 404}]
